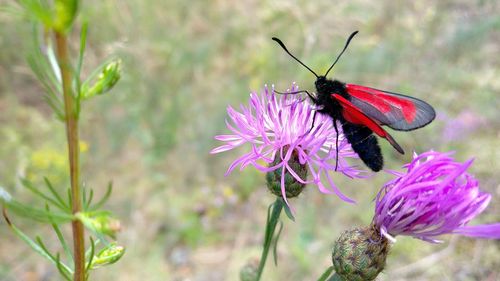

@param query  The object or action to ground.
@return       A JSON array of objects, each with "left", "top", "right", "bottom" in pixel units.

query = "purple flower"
[
  {"left": 211, "top": 84, "right": 364, "bottom": 206},
  {"left": 373, "top": 150, "right": 500, "bottom": 243}
]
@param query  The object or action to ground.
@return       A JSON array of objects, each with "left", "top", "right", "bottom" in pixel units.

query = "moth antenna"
[
  {"left": 272, "top": 37, "right": 319, "bottom": 78},
  {"left": 324, "top": 31, "right": 359, "bottom": 77}
]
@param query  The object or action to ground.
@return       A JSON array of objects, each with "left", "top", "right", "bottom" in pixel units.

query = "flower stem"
[
  {"left": 54, "top": 31, "right": 85, "bottom": 281},
  {"left": 255, "top": 198, "right": 283, "bottom": 281},
  {"left": 327, "top": 273, "right": 344, "bottom": 281}
]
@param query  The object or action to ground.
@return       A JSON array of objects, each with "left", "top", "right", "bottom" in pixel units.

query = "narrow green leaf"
[
  {"left": 17, "top": 0, "right": 54, "bottom": 26},
  {"left": 84, "top": 189, "right": 94, "bottom": 211},
  {"left": 30, "top": 26, "right": 62, "bottom": 90},
  {"left": 35, "top": 236, "right": 59, "bottom": 262},
  {"left": 26, "top": 28, "right": 65, "bottom": 119},
  {"left": 85, "top": 236, "right": 95, "bottom": 272},
  {"left": 82, "top": 187, "right": 87, "bottom": 209},
  {"left": 46, "top": 204, "right": 73, "bottom": 264},
  {"left": 272, "top": 221, "right": 283, "bottom": 266},
  {"left": 45, "top": 40, "right": 62, "bottom": 84},
  {"left": 263, "top": 202, "right": 274, "bottom": 244},
  {"left": 44, "top": 177, "right": 69, "bottom": 210},
  {"left": 90, "top": 182, "right": 112, "bottom": 211},
  {"left": 36, "top": 236, "right": 76, "bottom": 278},
  {"left": 317, "top": 266, "right": 335, "bottom": 281},
  {"left": 51, "top": 223, "right": 74, "bottom": 265},
  {"left": 85, "top": 237, "right": 100, "bottom": 259},
  {"left": 75, "top": 21, "right": 87, "bottom": 116},
  {"left": 3, "top": 199, "right": 73, "bottom": 224},
  {"left": 67, "top": 188, "right": 72, "bottom": 208},
  {"left": 9, "top": 224, "right": 55, "bottom": 261},
  {"left": 42, "top": 95, "right": 65, "bottom": 120},
  {"left": 75, "top": 22, "right": 88, "bottom": 97},
  {"left": 3, "top": 215, "right": 72, "bottom": 276},
  {"left": 326, "top": 273, "right": 344, "bottom": 281},
  {"left": 27, "top": 53, "right": 63, "bottom": 108},
  {"left": 55, "top": 253, "right": 72, "bottom": 281},
  {"left": 27, "top": 54, "right": 59, "bottom": 95},
  {"left": 255, "top": 198, "right": 284, "bottom": 281},
  {"left": 20, "top": 178, "right": 69, "bottom": 212},
  {"left": 282, "top": 199, "right": 295, "bottom": 222}
]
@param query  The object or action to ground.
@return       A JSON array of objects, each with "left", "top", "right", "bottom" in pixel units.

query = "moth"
[{"left": 272, "top": 31, "right": 435, "bottom": 171}]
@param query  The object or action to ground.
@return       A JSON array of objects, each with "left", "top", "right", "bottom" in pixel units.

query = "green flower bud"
[
  {"left": 76, "top": 212, "right": 121, "bottom": 238},
  {"left": 266, "top": 147, "right": 307, "bottom": 198},
  {"left": 239, "top": 259, "right": 259, "bottom": 281},
  {"left": 332, "top": 226, "right": 390, "bottom": 281},
  {"left": 90, "top": 243, "right": 125, "bottom": 269},
  {"left": 53, "top": 0, "right": 78, "bottom": 32},
  {"left": 82, "top": 59, "right": 122, "bottom": 99}
]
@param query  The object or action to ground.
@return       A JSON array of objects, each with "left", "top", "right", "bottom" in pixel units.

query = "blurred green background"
[{"left": 1, "top": 0, "right": 499, "bottom": 280}]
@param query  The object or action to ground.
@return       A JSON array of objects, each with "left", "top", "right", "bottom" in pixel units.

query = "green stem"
[
  {"left": 255, "top": 198, "right": 283, "bottom": 281},
  {"left": 317, "top": 266, "right": 334, "bottom": 281},
  {"left": 327, "top": 273, "right": 344, "bottom": 281},
  {"left": 54, "top": 31, "right": 85, "bottom": 281}
]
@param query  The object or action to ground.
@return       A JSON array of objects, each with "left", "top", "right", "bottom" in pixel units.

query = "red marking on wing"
[
  {"left": 332, "top": 94, "right": 405, "bottom": 154},
  {"left": 346, "top": 84, "right": 416, "bottom": 123}
]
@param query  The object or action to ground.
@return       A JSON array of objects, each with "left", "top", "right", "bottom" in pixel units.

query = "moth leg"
[
  {"left": 306, "top": 110, "right": 318, "bottom": 134},
  {"left": 274, "top": 89, "right": 318, "bottom": 103},
  {"left": 307, "top": 106, "right": 330, "bottom": 135},
  {"left": 303, "top": 90, "right": 319, "bottom": 104},
  {"left": 333, "top": 119, "right": 340, "bottom": 171}
]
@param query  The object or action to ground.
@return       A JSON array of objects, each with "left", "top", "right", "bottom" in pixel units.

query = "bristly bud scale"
[{"left": 332, "top": 227, "right": 389, "bottom": 281}]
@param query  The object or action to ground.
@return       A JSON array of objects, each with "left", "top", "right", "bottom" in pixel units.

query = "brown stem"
[{"left": 54, "top": 31, "right": 85, "bottom": 281}]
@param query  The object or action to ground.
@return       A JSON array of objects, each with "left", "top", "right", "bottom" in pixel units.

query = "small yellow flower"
[
  {"left": 222, "top": 186, "right": 234, "bottom": 198},
  {"left": 31, "top": 148, "right": 67, "bottom": 170},
  {"left": 79, "top": 141, "right": 89, "bottom": 153}
]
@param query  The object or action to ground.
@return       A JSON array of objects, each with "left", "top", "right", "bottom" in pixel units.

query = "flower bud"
[
  {"left": 76, "top": 212, "right": 121, "bottom": 238},
  {"left": 266, "top": 147, "right": 307, "bottom": 198},
  {"left": 332, "top": 226, "right": 389, "bottom": 281},
  {"left": 82, "top": 59, "right": 122, "bottom": 99},
  {"left": 90, "top": 243, "right": 125, "bottom": 269},
  {"left": 53, "top": 0, "right": 78, "bottom": 32},
  {"left": 239, "top": 259, "right": 259, "bottom": 281}
]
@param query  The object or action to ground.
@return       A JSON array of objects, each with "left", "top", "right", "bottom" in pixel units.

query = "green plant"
[{"left": 1, "top": 1, "right": 124, "bottom": 280}]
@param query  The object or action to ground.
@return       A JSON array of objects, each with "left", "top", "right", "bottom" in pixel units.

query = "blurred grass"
[{"left": 1, "top": 0, "right": 499, "bottom": 280}]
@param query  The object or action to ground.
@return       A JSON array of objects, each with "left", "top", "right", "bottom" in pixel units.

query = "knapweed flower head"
[
  {"left": 373, "top": 150, "right": 500, "bottom": 243},
  {"left": 211, "top": 84, "right": 363, "bottom": 206},
  {"left": 332, "top": 226, "right": 389, "bottom": 281}
]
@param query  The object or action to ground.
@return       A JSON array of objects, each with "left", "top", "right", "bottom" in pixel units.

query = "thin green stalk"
[
  {"left": 317, "top": 266, "right": 334, "bottom": 281},
  {"left": 327, "top": 273, "right": 344, "bottom": 281},
  {"left": 255, "top": 198, "right": 283, "bottom": 281},
  {"left": 54, "top": 31, "right": 85, "bottom": 281}
]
